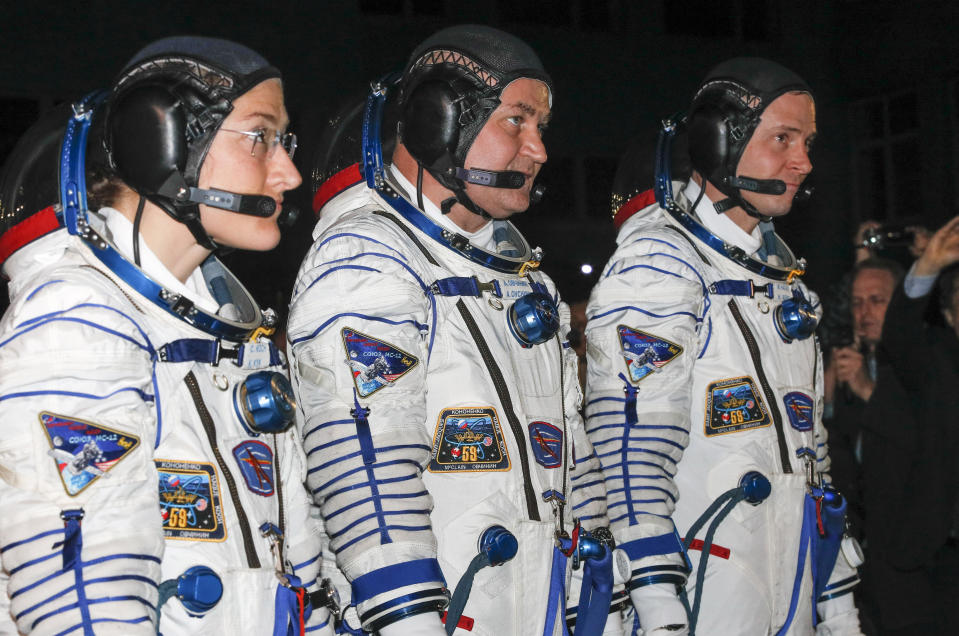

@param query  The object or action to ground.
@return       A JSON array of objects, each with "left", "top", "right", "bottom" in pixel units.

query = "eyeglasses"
[{"left": 220, "top": 127, "right": 297, "bottom": 160}]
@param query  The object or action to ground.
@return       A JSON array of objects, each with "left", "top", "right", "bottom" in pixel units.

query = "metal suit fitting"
[
  {"left": 234, "top": 371, "right": 297, "bottom": 434},
  {"left": 176, "top": 566, "right": 224, "bottom": 616},
  {"left": 507, "top": 292, "right": 560, "bottom": 347},
  {"left": 739, "top": 471, "right": 772, "bottom": 505},
  {"left": 774, "top": 289, "right": 819, "bottom": 343},
  {"left": 478, "top": 525, "right": 519, "bottom": 566}
]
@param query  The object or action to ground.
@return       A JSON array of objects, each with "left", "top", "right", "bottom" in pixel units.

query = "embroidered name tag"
[
  {"left": 617, "top": 325, "right": 683, "bottom": 384},
  {"left": 156, "top": 460, "right": 226, "bottom": 541},
  {"left": 232, "top": 440, "right": 275, "bottom": 496},
  {"left": 40, "top": 412, "right": 139, "bottom": 496},
  {"left": 704, "top": 377, "right": 770, "bottom": 436},
  {"left": 783, "top": 392, "right": 814, "bottom": 431},
  {"left": 342, "top": 328, "right": 418, "bottom": 397},
  {"left": 528, "top": 421, "right": 564, "bottom": 468},
  {"left": 428, "top": 407, "right": 511, "bottom": 473}
]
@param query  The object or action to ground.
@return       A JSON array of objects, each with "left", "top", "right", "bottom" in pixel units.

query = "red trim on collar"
[
  {"left": 613, "top": 189, "right": 657, "bottom": 230},
  {"left": 0, "top": 205, "right": 61, "bottom": 269},
  {"left": 312, "top": 163, "right": 364, "bottom": 216}
]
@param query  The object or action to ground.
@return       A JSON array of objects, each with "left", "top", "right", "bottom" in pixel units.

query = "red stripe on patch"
[
  {"left": 0, "top": 205, "right": 60, "bottom": 268},
  {"left": 613, "top": 189, "right": 657, "bottom": 230},
  {"left": 684, "top": 538, "right": 731, "bottom": 559},
  {"left": 313, "top": 163, "right": 363, "bottom": 215}
]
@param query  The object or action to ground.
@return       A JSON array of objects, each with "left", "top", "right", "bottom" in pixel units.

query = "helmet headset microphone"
[
  {"left": 686, "top": 57, "right": 814, "bottom": 222},
  {"left": 104, "top": 36, "right": 295, "bottom": 252},
  {"left": 396, "top": 24, "right": 552, "bottom": 218}
]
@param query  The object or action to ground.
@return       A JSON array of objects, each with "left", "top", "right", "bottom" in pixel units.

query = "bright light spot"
[{"left": 580, "top": 263, "right": 593, "bottom": 275}]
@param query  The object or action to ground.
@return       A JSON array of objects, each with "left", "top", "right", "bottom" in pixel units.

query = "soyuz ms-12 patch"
[
  {"left": 783, "top": 392, "right": 814, "bottom": 431},
  {"left": 342, "top": 328, "right": 418, "bottom": 398},
  {"left": 232, "top": 440, "right": 275, "bottom": 496},
  {"left": 528, "top": 422, "right": 564, "bottom": 468},
  {"left": 704, "top": 377, "right": 770, "bottom": 436},
  {"left": 39, "top": 412, "right": 139, "bottom": 496},
  {"left": 617, "top": 325, "right": 683, "bottom": 384},
  {"left": 428, "top": 407, "right": 511, "bottom": 473},
  {"left": 155, "top": 460, "right": 226, "bottom": 542}
]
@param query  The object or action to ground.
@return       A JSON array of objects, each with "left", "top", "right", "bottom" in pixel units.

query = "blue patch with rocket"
[
  {"left": 783, "top": 392, "right": 814, "bottom": 431},
  {"left": 705, "top": 377, "right": 770, "bottom": 436},
  {"left": 156, "top": 460, "right": 226, "bottom": 541},
  {"left": 342, "top": 328, "right": 418, "bottom": 398},
  {"left": 428, "top": 407, "right": 510, "bottom": 473},
  {"left": 39, "top": 411, "right": 140, "bottom": 496},
  {"left": 528, "top": 421, "right": 564, "bottom": 468},
  {"left": 232, "top": 440, "right": 275, "bottom": 496},
  {"left": 617, "top": 325, "right": 683, "bottom": 384}
]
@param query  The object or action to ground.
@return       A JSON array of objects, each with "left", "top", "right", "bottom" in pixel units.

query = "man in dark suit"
[{"left": 861, "top": 215, "right": 959, "bottom": 635}]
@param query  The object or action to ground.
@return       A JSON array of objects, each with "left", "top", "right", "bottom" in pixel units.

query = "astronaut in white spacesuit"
[
  {"left": 0, "top": 37, "right": 332, "bottom": 634},
  {"left": 586, "top": 58, "right": 864, "bottom": 635},
  {"left": 288, "top": 24, "right": 622, "bottom": 636}
]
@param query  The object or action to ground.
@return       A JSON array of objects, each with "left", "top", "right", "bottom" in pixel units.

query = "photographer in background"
[
  {"left": 859, "top": 215, "right": 959, "bottom": 635},
  {"left": 823, "top": 257, "right": 903, "bottom": 540}
]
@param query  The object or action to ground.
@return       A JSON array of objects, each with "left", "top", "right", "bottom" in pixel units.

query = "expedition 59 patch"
[
  {"left": 704, "top": 377, "right": 770, "bottom": 436},
  {"left": 342, "top": 328, "right": 418, "bottom": 397},
  {"left": 40, "top": 412, "right": 139, "bottom": 496},
  {"left": 617, "top": 325, "right": 683, "bottom": 384},
  {"left": 428, "top": 407, "right": 511, "bottom": 473},
  {"left": 155, "top": 460, "right": 226, "bottom": 542}
]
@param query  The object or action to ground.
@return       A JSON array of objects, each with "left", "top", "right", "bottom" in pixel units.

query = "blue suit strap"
[
  {"left": 350, "top": 558, "right": 446, "bottom": 605},
  {"left": 160, "top": 339, "right": 223, "bottom": 364},
  {"left": 159, "top": 338, "right": 283, "bottom": 368},
  {"left": 619, "top": 532, "right": 685, "bottom": 561},
  {"left": 430, "top": 276, "right": 502, "bottom": 299},
  {"left": 709, "top": 279, "right": 774, "bottom": 298}
]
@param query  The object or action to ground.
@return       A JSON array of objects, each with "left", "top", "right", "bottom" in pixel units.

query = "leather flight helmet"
[
  {"left": 687, "top": 57, "right": 812, "bottom": 219},
  {"left": 104, "top": 36, "right": 281, "bottom": 248},
  {"left": 397, "top": 24, "right": 552, "bottom": 216}
]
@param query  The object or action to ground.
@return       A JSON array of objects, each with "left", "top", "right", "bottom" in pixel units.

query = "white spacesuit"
[
  {"left": 288, "top": 159, "right": 614, "bottom": 635},
  {"left": 586, "top": 180, "right": 862, "bottom": 635},
  {"left": 0, "top": 215, "right": 330, "bottom": 635},
  {"left": 0, "top": 37, "right": 331, "bottom": 635}
]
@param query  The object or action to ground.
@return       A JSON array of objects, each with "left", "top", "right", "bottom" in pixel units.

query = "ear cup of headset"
[
  {"left": 400, "top": 78, "right": 461, "bottom": 166},
  {"left": 107, "top": 83, "right": 189, "bottom": 198},
  {"left": 687, "top": 100, "right": 730, "bottom": 187}
]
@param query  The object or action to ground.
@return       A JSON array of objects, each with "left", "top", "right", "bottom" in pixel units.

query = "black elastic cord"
[
  {"left": 416, "top": 164, "right": 425, "bottom": 211},
  {"left": 132, "top": 195, "right": 146, "bottom": 267}
]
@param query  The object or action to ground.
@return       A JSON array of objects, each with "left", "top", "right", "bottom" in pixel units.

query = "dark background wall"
[{"left": 2, "top": 0, "right": 957, "bottom": 313}]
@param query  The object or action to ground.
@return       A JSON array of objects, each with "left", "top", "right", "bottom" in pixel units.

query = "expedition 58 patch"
[
  {"left": 155, "top": 460, "right": 226, "bottom": 542},
  {"left": 342, "top": 328, "right": 418, "bottom": 397},
  {"left": 704, "top": 377, "right": 770, "bottom": 436},
  {"left": 40, "top": 412, "right": 140, "bottom": 496},
  {"left": 428, "top": 407, "right": 511, "bottom": 473},
  {"left": 617, "top": 325, "right": 683, "bottom": 384}
]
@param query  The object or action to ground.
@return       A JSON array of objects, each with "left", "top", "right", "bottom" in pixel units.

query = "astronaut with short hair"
[
  {"left": 288, "top": 24, "right": 621, "bottom": 636},
  {"left": 586, "top": 58, "right": 864, "bottom": 634}
]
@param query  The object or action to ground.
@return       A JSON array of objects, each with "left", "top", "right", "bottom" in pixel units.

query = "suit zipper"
[
  {"left": 726, "top": 300, "right": 793, "bottom": 474},
  {"left": 185, "top": 371, "right": 262, "bottom": 567},
  {"left": 455, "top": 299, "right": 541, "bottom": 521}
]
